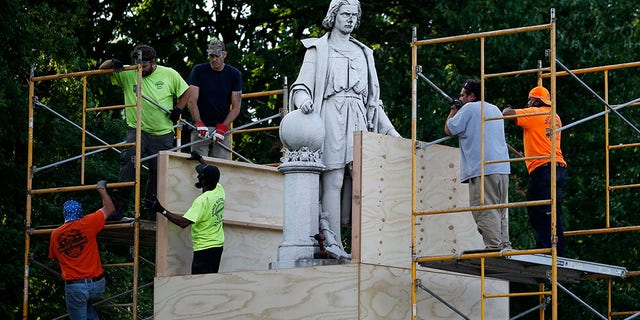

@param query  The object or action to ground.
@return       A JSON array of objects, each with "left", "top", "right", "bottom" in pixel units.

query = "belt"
[
  {"left": 541, "top": 162, "right": 567, "bottom": 168},
  {"left": 65, "top": 274, "right": 104, "bottom": 285},
  {"left": 330, "top": 93, "right": 362, "bottom": 99}
]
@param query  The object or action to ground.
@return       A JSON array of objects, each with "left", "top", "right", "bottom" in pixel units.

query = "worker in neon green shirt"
[
  {"left": 99, "top": 44, "right": 194, "bottom": 220},
  {"left": 143, "top": 152, "right": 225, "bottom": 274}
]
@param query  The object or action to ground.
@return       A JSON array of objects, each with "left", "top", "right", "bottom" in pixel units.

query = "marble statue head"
[{"left": 322, "top": 0, "right": 361, "bottom": 30}]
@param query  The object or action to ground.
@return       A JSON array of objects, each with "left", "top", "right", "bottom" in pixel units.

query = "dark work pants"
[
  {"left": 111, "top": 127, "right": 174, "bottom": 219},
  {"left": 527, "top": 163, "right": 568, "bottom": 256},
  {"left": 192, "top": 247, "right": 224, "bottom": 274}
]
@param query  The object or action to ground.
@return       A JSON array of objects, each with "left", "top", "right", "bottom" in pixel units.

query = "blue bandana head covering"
[{"left": 63, "top": 200, "right": 83, "bottom": 223}]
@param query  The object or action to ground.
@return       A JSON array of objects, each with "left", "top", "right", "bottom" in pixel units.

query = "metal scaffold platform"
[
  {"left": 410, "top": 7, "right": 640, "bottom": 319},
  {"left": 420, "top": 253, "right": 627, "bottom": 285},
  {"left": 31, "top": 219, "right": 158, "bottom": 248}
]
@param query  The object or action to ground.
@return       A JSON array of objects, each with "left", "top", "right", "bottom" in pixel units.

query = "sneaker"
[{"left": 500, "top": 247, "right": 513, "bottom": 255}]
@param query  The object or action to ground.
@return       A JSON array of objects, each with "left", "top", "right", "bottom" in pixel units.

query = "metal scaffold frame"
[
  {"left": 23, "top": 63, "right": 147, "bottom": 319},
  {"left": 409, "top": 8, "right": 640, "bottom": 320},
  {"left": 22, "top": 62, "right": 288, "bottom": 319}
]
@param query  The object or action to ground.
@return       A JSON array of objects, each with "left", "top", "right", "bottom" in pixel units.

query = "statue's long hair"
[{"left": 321, "top": 0, "right": 361, "bottom": 31}]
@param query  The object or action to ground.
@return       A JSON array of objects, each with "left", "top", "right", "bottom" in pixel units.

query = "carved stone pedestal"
[
  {"left": 274, "top": 161, "right": 324, "bottom": 268},
  {"left": 273, "top": 109, "right": 326, "bottom": 268}
]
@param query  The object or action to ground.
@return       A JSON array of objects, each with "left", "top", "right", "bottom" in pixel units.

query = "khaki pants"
[
  {"left": 190, "top": 129, "right": 232, "bottom": 160},
  {"left": 469, "top": 174, "right": 510, "bottom": 250}
]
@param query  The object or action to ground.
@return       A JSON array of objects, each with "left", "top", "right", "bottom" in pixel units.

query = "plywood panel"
[
  {"left": 358, "top": 264, "right": 412, "bottom": 319},
  {"left": 161, "top": 220, "right": 193, "bottom": 276},
  {"left": 415, "top": 267, "right": 509, "bottom": 319},
  {"left": 160, "top": 151, "right": 284, "bottom": 225},
  {"left": 156, "top": 151, "right": 284, "bottom": 276},
  {"left": 357, "top": 132, "right": 413, "bottom": 268},
  {"left": 154, "top": 264, "right": 359, "bottom": 320},
  {"left": 358, "top": 264, "right": 508, "bottom": 320},
  {"left": 414, "top": 143, "right": 484, "bottom": 257},
  {"left": 154, "top": 262, "right": 508, "bottom": 320},
  {"left": 158, "top": 223, "right": 281, "bottom": 276},
  {"left": 219, "top": 225, "right": 281, "bottom": 272},
  {"left": 356, "top": 132, "right": 484, "bottom": 267},
  {"left": 154, "top": 134, "right": 508, "bottom": 319}
]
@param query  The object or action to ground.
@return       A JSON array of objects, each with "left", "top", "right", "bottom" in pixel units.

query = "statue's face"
[{"left": 334, "top": 5, "right": 359, "bottom": 35}]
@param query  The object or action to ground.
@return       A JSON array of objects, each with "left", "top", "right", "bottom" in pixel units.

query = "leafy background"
[{"left": 1, "top": 0, "right": 639, "bottom": 319}]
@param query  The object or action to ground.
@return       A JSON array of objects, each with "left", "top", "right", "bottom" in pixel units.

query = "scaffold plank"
[{"left": 420, "top": 253, "right": 627, "bottom": 285}]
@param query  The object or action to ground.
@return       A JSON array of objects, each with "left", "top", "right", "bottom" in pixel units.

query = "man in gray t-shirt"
[{"left": 445, "top": 79, "right": 511, "bottom": 250}]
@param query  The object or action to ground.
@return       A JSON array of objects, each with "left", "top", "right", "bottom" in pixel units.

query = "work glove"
[
  {"left": 213, "top": 123, "right": 228, "bottom": 142},
  {"left": 195, "top": 121, "right": 208, "bottom": 138},
  {"left": 112, "top": 59, "right": 123, "bottom": 73},
  {"left": 188, "top": 151, "right": 202, "bottom": 161},
  {"left": 141, "top": 196, "right": 165, "bottom": 214},
  {"left": 169, "top": 108, "right": 182, "bottom": 123},
  {"left": 450, "top": 99, "right": 463, "bottom": 110},
  {"left": 96, "top": 180, "right": 107, "bottom": 190}
]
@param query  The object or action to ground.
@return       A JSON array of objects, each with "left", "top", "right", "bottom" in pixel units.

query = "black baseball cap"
[{"left": 195, "top": 164, "right": 220, "bottom": 186}]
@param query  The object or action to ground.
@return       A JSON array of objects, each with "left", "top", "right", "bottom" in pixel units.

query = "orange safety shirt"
[
  {"left": 49, "top": 210, "right": 105, "bottom": 281},
  {"left": 514, "top": 106, "right": 566, "bottom": 173}
]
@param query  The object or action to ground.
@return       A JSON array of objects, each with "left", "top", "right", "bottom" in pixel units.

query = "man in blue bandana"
[{"left": 49, "top": 180, "right": 116, "bottom": 319}]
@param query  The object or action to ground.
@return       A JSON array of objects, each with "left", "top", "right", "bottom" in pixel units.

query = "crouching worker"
[{"left": 143, "top": 153, "right": 225, "bottom": 274}]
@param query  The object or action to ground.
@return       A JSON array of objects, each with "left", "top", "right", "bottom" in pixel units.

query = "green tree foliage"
[{"left": 2, "top": 0, "right": 639, "bottom": 319}]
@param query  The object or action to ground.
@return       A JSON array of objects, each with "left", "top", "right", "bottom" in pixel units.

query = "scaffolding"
[
  {"left": 22, "top": 63, "right": 288, "bottom": 319},
  {"left": 410, "top": 9, "right": 640, "bottom": 320}
]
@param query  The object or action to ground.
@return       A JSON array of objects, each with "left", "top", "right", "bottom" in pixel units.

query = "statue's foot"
[{"left": 325, "top": 244, "right": 351, "bottom": 260}]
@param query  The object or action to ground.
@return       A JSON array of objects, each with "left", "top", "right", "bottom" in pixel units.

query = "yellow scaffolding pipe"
[
  {"left": 410, "top": 11, "right": 640, "bottom": 318},
  {"left": 414, "top": 23, "right": 551, "bottom": 46},
  {"left": 23, "top": 63, "right": 146, "bottom": 319},
  {"left": 29, "top": 181, "right": 135, "bottom": 195},
  {"left": 24, "top": 62, "right": 291, "bottom": 319},
  {"left": 410, "top": 10, "right": 559, "bottom": 320},
  {"left": 410, "top": 26, "right": 419, "bottom": 320},
  {"left": 30, "top": 222, "right": 136, "bottom": 235},
  {"left": 415, "top": 199, "right": 551, "bottom": 216},
  {"left": 416, "top": 248, "right": 552, "bottom": 264},
  {"left": 22, "top": 73, "right": 36, "bottom": 320},
  {"left": 549, "top": 12, "right": 559, "bottom": 318},
  {"left": 486, "top": 291, "right": 552, "bottom": 299},
  {"left": 540, "top": 61, "right": 640, "bottom": 79}
]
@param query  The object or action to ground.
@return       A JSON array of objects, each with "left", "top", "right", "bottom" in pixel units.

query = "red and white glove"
[
  {"left": 214, "top": 123, "right": 229, "bottom": 142},
  {"left": 195, "top": 121, "right": 208, "bottom": 138}
]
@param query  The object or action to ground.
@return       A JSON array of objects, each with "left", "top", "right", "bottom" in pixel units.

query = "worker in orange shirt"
[
  {"left": 503, "top": 86, "right": 567, "bottom": 255},
  {"left": 49, "top": 180, "right": 115, "bottom": 319}
]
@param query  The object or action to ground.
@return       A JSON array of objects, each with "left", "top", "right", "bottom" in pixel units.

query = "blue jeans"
[{"left": 65, "top": 278, "right": 106, "bottom": 320}]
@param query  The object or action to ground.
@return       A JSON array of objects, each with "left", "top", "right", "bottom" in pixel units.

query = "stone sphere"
[{"left": 279, "top": 109, "right": 325, "bottom": 151}]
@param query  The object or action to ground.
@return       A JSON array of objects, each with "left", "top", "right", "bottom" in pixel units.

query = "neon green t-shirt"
[
  {"left": 111, "top": 66, "right": 189, "bottom": 135},
  {"left": 183, "top": 184, "right": 225, "bottom": 251}
]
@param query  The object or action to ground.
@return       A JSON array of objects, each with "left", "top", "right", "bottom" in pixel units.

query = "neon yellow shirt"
[
  {"left": 111, "top": 66, "right": 189, "bottom": 135},
  {"left": 183, "top": 184, "right": 225, "bottom": 251}
]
